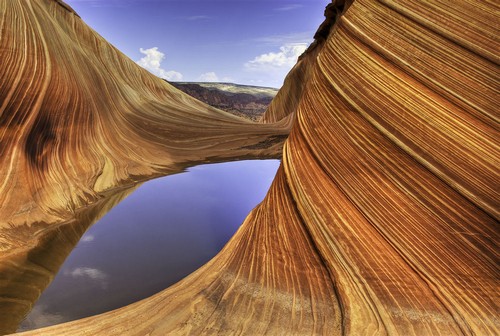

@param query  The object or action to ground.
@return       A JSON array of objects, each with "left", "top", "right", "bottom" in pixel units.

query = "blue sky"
[{"left": 65, "top": 0, "right": 330, "bottom": 88}]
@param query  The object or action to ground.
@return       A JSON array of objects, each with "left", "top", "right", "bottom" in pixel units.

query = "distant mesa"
[{"left": 169, "top": 82, "right": 278, "bottom": 121}]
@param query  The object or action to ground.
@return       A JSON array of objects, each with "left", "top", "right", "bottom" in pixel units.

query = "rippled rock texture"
[
  {"left": 2, "top": 0, "right": 499, "bottom": 335},
  {"left": 0, "top": 0, "right": 288, "bottom": 333}
]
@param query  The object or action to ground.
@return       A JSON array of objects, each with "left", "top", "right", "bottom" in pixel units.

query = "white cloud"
[
  {"left": 64, "top": 267, "right": 109, "bottom": 289},
  {"left": 251, "top": 32, "right": 312, "bottom": 46},
  {"left": 197, "top": 72, "right": 219, "bottom": 82},
  {"left": 65, "top": 267, "right": 108, "bottom": 280},
  {"left": 275, "top": 4, "right": 303, "bottom": 11},
  {"left": 137, "top": 47, "right": 183, "bottom": 81},
  {"left": 244, "top": 43, "right": 308, "bottom": 72},
  {"left": 17, "top": 305, "right": 65, "bottom": 331},
  {"left": 81, "top": 234, "right": 94, "bottom": 242}
]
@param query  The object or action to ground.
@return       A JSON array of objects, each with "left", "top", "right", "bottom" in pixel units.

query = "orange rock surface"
[
  {"left": 1, "top": 0, "right": 498, "bottom": 335},
  {"left": 0, "top": 0, "right": 288, "bottom": 332}
]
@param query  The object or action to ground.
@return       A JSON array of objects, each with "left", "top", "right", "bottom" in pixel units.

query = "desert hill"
[{"left": 170, "top": 82, "right": 278, "bottom": 121}]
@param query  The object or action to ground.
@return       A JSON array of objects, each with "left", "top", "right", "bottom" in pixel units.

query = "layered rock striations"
[
  {"left": 1, "top": 0, "right": 498, "bottom": 335},
  {"left": 0, "top": 0, "right": 289, "bottom": 333},
  {"left": 0, "top": 0, "right": 289, "bottom": 230}
]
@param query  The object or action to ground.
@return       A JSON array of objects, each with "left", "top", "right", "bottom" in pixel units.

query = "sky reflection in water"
[{"left": 20, "top": 159, "right": 280, "bottom": 331}]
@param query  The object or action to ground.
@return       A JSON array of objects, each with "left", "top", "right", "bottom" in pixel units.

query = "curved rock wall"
[
  {"left": 0, "top": 0, "right": 288, "bottom": 333},
  {"left": 0, "top": 0, "right": 289, "bottom": 233},
  {"left": 2, "top": 0, "right": 499, "bottom": 335}
]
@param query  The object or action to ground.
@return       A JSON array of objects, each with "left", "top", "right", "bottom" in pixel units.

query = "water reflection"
[
  {"left": 0, "top": 186, "right": 137, "bottom": 334},
  {"left": 19, "top": 159, "right": 280, "bottom": 331}
]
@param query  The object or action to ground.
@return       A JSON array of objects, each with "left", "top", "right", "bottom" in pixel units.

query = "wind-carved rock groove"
[{"left": 0, "top": 0, "right": 498, "bottom": 335}]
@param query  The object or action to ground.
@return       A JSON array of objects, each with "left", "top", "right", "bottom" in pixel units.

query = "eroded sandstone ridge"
[
  {"left": 2, "top": 0, "right": 499, "bottom": 335},
  {"left": 0, "top": 0, "right": 289, "bottom": 333}
]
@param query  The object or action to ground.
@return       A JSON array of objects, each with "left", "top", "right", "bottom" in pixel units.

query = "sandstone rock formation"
[
  {"left": 2, "top": 0, "right": 499, "bottom": 335},
  {"left": 0, "top": 0, "right": 288, "bottom": 333}
]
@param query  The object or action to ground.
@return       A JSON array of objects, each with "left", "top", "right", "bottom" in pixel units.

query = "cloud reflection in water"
[{"left": 19, "top": 160, "right": 280, "bottom": 331}]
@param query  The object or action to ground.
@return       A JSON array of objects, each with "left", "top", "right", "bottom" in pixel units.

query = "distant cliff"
[{"left": 170, "top": 82, "right": 278, "bottom": 121}]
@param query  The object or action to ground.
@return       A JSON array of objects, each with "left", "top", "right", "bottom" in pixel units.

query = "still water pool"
[{"left": 19, "top": 159, "right": 280, "bottom": 331}]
